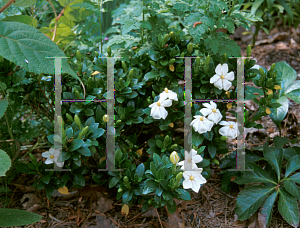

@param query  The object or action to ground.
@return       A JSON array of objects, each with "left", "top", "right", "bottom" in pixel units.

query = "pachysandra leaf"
[{"left": 278, "top": 188, "right": 299, "bottom": 227}]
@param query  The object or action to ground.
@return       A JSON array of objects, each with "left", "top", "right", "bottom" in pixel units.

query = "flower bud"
[
  {"left": 147, "top": 96, "right": 152, "bottom": 105},
  {"left": 205, "top": 55, "right": 210, "bottom": 66},
  {"left": 136, "top": 149, "right": 143, "bottom": 156},
  {"left": 169, "top": 59, "right": 176, "bottom": 65},
  {"left": 56, "top": 116, "right": 64, "bottom": 129},
  {"left": 270, "top": 63, "right": 275, "bottom": 71},
  {"left": 175, "top": 172, "right": 183, "bottom": 185},
  {"left": 187, "top": 43, "right": 193, "bottom": 53},
  {"left": 107, "top": 46, "right": 111, "bottom": 57},
  {"left": 195, "top": 57, "right": 200, "bottom": 67},
  {"left": 74, "top": 115, "right": 81, "bottom": 129},
  {"left": 164, "top": 34, "right": 170, "bottom": 43},
  {"left": 170, "top": 144, "right": 178, "bottom": 150},
  {"left": 170, "top": 151, "right": 180, "bottom": 164},
  {"left": 103, "top": 114, "right": 109, "bottom": 123},
  {"left": 122, "top": 61, "right": 128, "bottom": 72},
  {"left": 76, "top": 50, "right": 81, "bottom": 62},
  {"left": 246, "top": 45, "right": 251, "bottom": 57},
  {"left": 163, "top": 135, "right": 170, "bottom": 147},
  {"left": 169, "top": 65, "right": 175, "bottom": 72},
  {"left": 169, "top": 31, "right": 175, "bottom": 39},
  {"left": 212, "top": 158, "right": 219, "bottom": 165},
  {"left": 223, "top": 53, "right": 228, "bottom": 62},
  {"left": 94, "top": 51, "right": 99, "bottom": 57},
  {"left": 128, "top": 69, "right": 134, "bottom": 81},
  {"left": 66, "top": 113, "right": 73, "bottom": 122},
  {"left": 152, "top": 91, "right": 156, "bottom": 99},
  {"left": 78, "top": 126, "right": 89, "bottom": 139},
  {"left": 118, "top": 188, "right": 123, "bottom": 193}
]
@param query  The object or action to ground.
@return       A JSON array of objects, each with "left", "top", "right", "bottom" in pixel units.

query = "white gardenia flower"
[
  {"left": 219, "top": 121, "right": 240, "bottom": 139},
  {"left": 159, "top": 88, "right": 178, "bottom": 101},
  {"left": 200, "top": 101, "right": 222, "bottom": 124},
  {"left": 210, "top": 63, "right": 234, "bottom": 91},
  {"left": 149, "top": 98, "right": 172, "bottom": 119},
  {"left": 177, "top": 149, "right": 203, "bottom": 170},
  {"left": 42, "top": 148, "right": 64, "bottom": 167},
  {"left": 190, "top": 115, "right": 213, "bottom": 134},
  {"left": 183, "top": 169, "right": 207, "bottom": 193}
]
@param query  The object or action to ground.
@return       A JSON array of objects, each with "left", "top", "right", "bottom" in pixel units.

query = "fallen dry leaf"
[
  {"left": 121, "top": 204, "right": 129, "bottom": 216},
  {"left": 57, "top": 186, "right": 69, "bottom": 195}
]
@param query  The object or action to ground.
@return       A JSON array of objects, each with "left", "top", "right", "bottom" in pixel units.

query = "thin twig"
[
  {"left": 155, "top": 208, "right": 163, "bottom": 228},
  {"left": 0, "top": 0, "right": 15, "bottom": 14},
  {"left": 46, "top": 0, "right": 58, "bottom": 41}
]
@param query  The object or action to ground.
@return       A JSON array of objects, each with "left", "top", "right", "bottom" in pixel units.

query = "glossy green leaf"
[
  {"left": 69, "top": 139, "right": 84, "bottom": 151},
  {"left": 233, "top": 162, "right": 277, "bottom": 185},
  {"left": 278, "top": 188, "right": 299, "bottom": 227},
  {"left": 0, "top": 149, "right": 11, "bottom": 177},
  {"left": 269, "top": 96, "right": 289, "bottom": 126},
  {"left": 273, "top": 136, "right": 290, "bottom": 147},
  {"left": 167, "top": 198, "right": 177, "bottom": 214},
  {"left": 275, "top": 62, "right": 297, "bottom": 97},
  {"left": 235, "top": 186, "right": 275, "bottom": 221},
  {"left": 73, "top": 173, "right": 85, "bottom": 186},
  {"left": 109, "top": 176, "right": 120, "bottom": 188},
  {"left": 0, "top": 22, "right": 79, "bottom": 81},
  {"left": 283, "top": 180, "right": 300, "bottom": 202},
  {"left": 0, "top": 209, "right": 41, "bottom": 227},
  {"left": 289, "top": 172, "right": 300, "bottom": 184},
  {"left": 283, "top": 81, "right": 300, "bottom": 94},
  {"left": 285, "top": 155, "right": 300, "bottom": 177},
  {"left": 263, "top": 146, "right": 283, "bottom": 182},
  {"left": 0, "top": 99, "right": 8, "bottom": 120},
  {"left": 286, "top": 89, "right": 300, "bottom": 104},
  {"left": 260, "top": 190, "right": 278, "bottom": 227},
  {"left": 135, "top": 163, "right": 145, "bottom": 179},
  {"left": 0, "top": 16, "right": 38, "bottom": 28},
  {"left": 208, "top": 143, "right": 216, "bottom": 158}
]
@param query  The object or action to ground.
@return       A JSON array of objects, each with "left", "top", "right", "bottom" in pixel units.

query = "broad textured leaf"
[
  {"left": 269, "top": 96, "right": 289, "bottom": 126},
  {"left": 284, "top": 81, "right": 300, "bottom": 94},
  {"left": 235, "top": 186, "right": 275, "bottom": 221},
  {"left": 278, "top": 188, "right": 299, "bottom": 227},
  {"left": 0, "top": 22, "right": 79, "bottom": 81},
  {"left": 0, "top": 99, "right": 8, "bottom": 119},
  {"left": 285, "top": 155, "right": 300, "bottom": 177},
  {"left": 13, "top": 0, "right": 37, "bottom": 7},
  {"left": 289, "top": 172, "right": 300, "bottom": 184},
  {"left": 283, "top": 148, "right": 300, "bottom": 161},
  {"left": 245, "top": 86, "right": 264, "bottom": 100},
  {"left": 233, "top": 162, "right": 277, "bottom": 185},
  {"left": 0, "top": 209, "right": 41, "bottom": 227},
  {"left": 260, "top": 190, "right": 278, "bottom": 226},
  {"left": 286, "top": 89, "right": 300, "bottom": 104},
  {"left": 64, "top": 0, "right": 94, "bottom": 22},
  {"left": 263, "top": 146, "right": 283, "bottom": 182},
  {"left": 273, "top": 136, "right": 290, "bottom": 147},
  {"left": 0, "top": 16, "right": 38, "bottom": 27},
  {"left": 284, "top": 180, "right": 300, "bottom": 202},
  {"left": 274, "top": 62, "right": 297, "bottom": 97},
  {"left": 58, "top": 0, "right": 73, "bottom": 6},
  {"left": 0, "top": 149, "right": 11, "bottom": 177}
]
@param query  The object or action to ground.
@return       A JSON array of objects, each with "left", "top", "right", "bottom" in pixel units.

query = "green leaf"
[
  {"left": 135, "top": 163, "right": 145, "bottom": 179},
  {"left": 275, "top": 62, "right": 297, "bottom": 97},
  {"left": 122, "top": 190, "right": 133, "bottom": 204},
  {"left": 109, "top": 176, "right": 120, "bottom": 188},
  {"left": 167, "top": 198, "right": 177, "bottom": 214},
  {"left": 260, "top": 190, "right": 278, "bottom": 226},
  {"left": 64, "top": 0, "right": 94, "bottom": 22},
  {"left": 235, "top": 186, "right": 275, "bottom": 221},
  {"left": 283, "top": 81, "right": 300, "bottom": 94},
  {"left": 73, "top": 173, "right": 85, "bottom": 186},
  {"left": 269, "top": 96, "right": 289, "bottom": 126},
  {"left": 283, "top": 147, "right": 300, "bottom": 161},
  {"left": 156, "top": 167, "right": 165, "bottom": 180},
  {"left": 58, "top": 0, "right": 73, "bottom": 6},
  {"left": 41, "top": 175, "right": 50, "bottom": 184},
  {"left": 0, "top": 16, "right": 38, "bottom": 28},
  {"left": 285, "top": 155, "right": 300, "bottom": 177},
  {"left": 0, "top": 149, "right": 11, "bottom": 177},
  {"left": 276, "top": 0, "right": 294, "bottom": 23},
  {"left": 251, "top": 0, "right": 264, "bottom": 14},
  {"left": 289, "top": 172, "right": 300, "bottom": 184},
  {"left": 0, "top": 99, "right": 8, "bottom": 119},
  {"left": 145, "top": 179, "right": 159, "bottom": 189},
  {"left": 0, "top": 22, "right": 79, "bottom": 81},
  {"left": 177, "top": 189, "right": 191, "bottom": 201},
  {"left": 0, "top": 209, "right": 42, "bottom": 227},
  {"left": 144, "top": 71, "right": 159, "bottom": 81},
  {"left": 278, "top": 188, "right": 299, "bottom": 227},
  {"left": 263, "top": 146, "right": 283, "bottom": 182},
  {"left": 286, "top": 89, "right": 300, "bottom": 104},
  {"left": 273, "top": 136, "right": 290, "bottom": 147},
  {"left": 208, "top": 143, "right": 216, "bottom": 158},
  {"left": 77, "top": 147, "right": 91, "bottom": 156},
  {"left": 192, "top": 133, "right": 204, "bottom": 147},
  {"left": 69, "top": 139, "right": 84, "bottom": 151},
  {"left": 283, "top": 180, "right": 300, "bottom": 202},
  {"left": 13, "top": 0, "right": 37, "bottom": 7},
  {"left": 234, "top": 162, "right": 277, "bottom": 185}
]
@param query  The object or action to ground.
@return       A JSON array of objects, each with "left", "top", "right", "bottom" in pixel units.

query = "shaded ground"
[{"left": 1, "top": 25, "right": 300, "bottom": 228}]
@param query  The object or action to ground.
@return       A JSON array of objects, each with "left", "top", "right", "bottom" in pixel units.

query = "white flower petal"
[
  {"left": 227, "top": 129, "right": 237, "bottom": 139},
  {"left": 225, "top": 71, "right": 234, "bottom": 81},
  {"left": 219, "top": 121, "right": 229, "bottom": 126},
  {"left": 159, "top": 92, "right": 168, "bottom": 101},
  {"left": 210, "top": 74, "right": 220, "bottom": 84},
  {"left": 215, "top": 63, "right": 222, "bottom": 75},
  {"left": 192, "top": 155, "right": 203, "bottom": 163},
  {"left": 219, "top": 126, "right": 230, "bottom": 136},
  {"left": 191, "top": 180, "right": 201, "bottom": 193},
  {"left": 42, "top": 152, "right": 51, "bottom": 158},
  {"left": 45, "top": 158, "right": 53, "bottom": 164},
  {"left": 223, "top": 79, "right": 232, "bottom": 91},
  {"left": 160, "top": 107, "right": 168, "bottom": 119},
  {"left": 161, "top": 99, "right": 172, "bottom": 107},
  {"left": 213, "top": 79, "right": 223, "bottom": 90},
  {"left": 194, "top": 174, "right": 207, "bottom": 185},
  {"left": 151, "top": 106, "right": 161, "bottom": 119},
  {"left": 200, "top": 108, "right": 211, "bottom": 116},
  {"left": 183, "top": 179, "right": 193, "bottom": 189},
  {"left": 221, "top": 64, "right": 228, "bottom": 75}
]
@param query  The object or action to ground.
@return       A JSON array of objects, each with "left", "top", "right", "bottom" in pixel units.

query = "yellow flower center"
[
  {"left": 157, "top": 101, "right": 161, "bottom": 106},
  {"left": 199, "top": 116, "right": 204, "bottom": 121},
  {"left": 221, "top": 75, "right": 225, "bottom": 79},
  {"left": 188, "top": 158, "right": 192, "bottom": 163},
  {"left": 229, "top": 125, "right": 234, "bottom": 129},
  {"left": 165, "top": 88, "right": 168, "bottom": 93},
  {"left": 189, "top": 176, "right": 194, "bottom": 181},
  {"left": 212, "top": 109, "right": 217, "bottom": 113},
  {"left": 50, "top": 155, "right": 54, "bottom": 159}
]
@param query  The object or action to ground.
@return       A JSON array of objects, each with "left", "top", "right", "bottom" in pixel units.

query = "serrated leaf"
[
  {"left": 283, "top": 180, "right": 300, "bottom": 202},
  {"left": 0, "top": 22, "right": 79, "bottom": 81},
  {"left": 0, "top": 149, "right": 11, "bottom": 177},
  {"left": 263, "top": 146, "right": 283, "bottom": 182},
  {"left": 260, "top": 190, "right": 278, "bottom": 226},
  {"left": 278, "top": 188, "right": 299, "bottom": 227},
  {"left": 235, "top": 186, "right": 275, "bottom": 221},
  {"left": 285, "top": 155, "right": 300, "bottom": 177},
  {"left": 0, "top": 15, "right": 38, "bottom": 28},
  {"left": 0, "top": 99, "right": 8, "bottom": 119}
]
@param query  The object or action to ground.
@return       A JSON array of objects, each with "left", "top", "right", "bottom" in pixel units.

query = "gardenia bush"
[{"left": 0, "top": 0, "right": 300, "bottom": 227}]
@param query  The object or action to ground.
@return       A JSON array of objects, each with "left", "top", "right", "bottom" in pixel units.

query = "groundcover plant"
[{"left": 0, "top": 0, "right": 299, "bottom": 227}]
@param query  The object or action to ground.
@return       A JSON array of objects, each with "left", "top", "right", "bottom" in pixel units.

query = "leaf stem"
[
  {"left": 0, "top": 0, "right": 15, "bottom": 14},
  {"left": 47, "top": 0, "right": 58, "bottom": 41}
]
